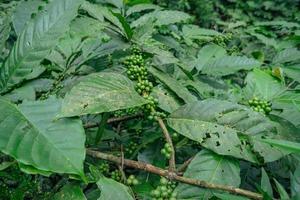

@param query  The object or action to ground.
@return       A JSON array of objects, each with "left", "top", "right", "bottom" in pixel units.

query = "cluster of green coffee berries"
[
  {"left": 151, "top": 177, "right": 177, "bottom": 200},
  {"left": 126, "top": 175, "right": 139, "bottom": 186},
  {"left": 161, "top": 143, "right": 173, "bottom": 159},
  {"left": 124, "top": 55, "right": 148, "bottom": 81},
  {"left": 213, "top": 33, "right": 233, "bottom": 47},
  {"left": 122, "top": 46, "right": 166, "bottom": 120},
  {"left": 248, "top": 97, "right": 272, "bottom": 114},
  {"left": 111, "top": 170, "right": 122, "bottom": 182},
  {"left": 114, "top": 107, "right": 139, "bottom": 117},
  {"left": 98, "top": 163, "right": 110, "bottom": 175},
  {"left": 135, "top": 80, "right": 154, "bottom": 94},
  {"left": 125, "top": 141, "right": 138, "bottom": 155}
]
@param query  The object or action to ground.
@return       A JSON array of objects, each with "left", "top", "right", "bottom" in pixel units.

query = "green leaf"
[
  {"left": 60, "top": 72, "right": 147, "bottom": 117},
  {"left": 0, "top": 16, "right": 11, "bottom": 54},
  {"left": 149, "top": 67, "right": 197, "bottom": 103},
  {"left": 291, "top": 166, "right": 300, "bottom": 198},
  {"left": 243, "top": 69, "right": 285, "bottom": 101},
  {"left": 103, "top": 0, "right": 124, "bottom": 9},
  {"left": 272, "top": 91, "right": 300, "bottom": 127},
  {"left": 273, "top": 48, "right": 300, "bottom": 64},
  {"left": 126, "top": 3, "right": 161, "bottom": 16},
  {"left": 213, "top": 193, "right": 250, "bottom": 200},
  {"left": 167, "top": 99, "right": 284, "bottom": 163},
  {"left": 274, "top": 179, "right": 290, "bottom": 200},
  {"left": 0, "top": 0, "right": 83, "bottom": 92},
  {"left": 112, "top": 12, "right": 133, "bottom": 40},
  {"left": 258, "top": 139, "right": 300, "bottom": 154},
  {"left": 151, "top": 86, "right": 181, "bottom": 113},
  {"left": 12, "top": 0, "right": 46, "bottom": 36},
  {"left": 131, "top": 10, "right": 192, "bottom": 27},
  {"left": 202, "top": 56, "right": 261, "bottom": 76},
  {"left": 195, "top": 44, "right": 226, "bottom": 71},
  {"left": 175, "top": 150, "right": 240, "bottom": 200},
  {"left": 261, "top": 168, "right": 273, "bottom": 197},
  {"left": 282, "top": 64, "right": 300, "bottom": 82},
  {"left": 0, "top": 161, "right": 15, "bottom": 171},
  {"left": 97, "top": 177, "right": 134, "bottom": 200},
  {"left": 53, "top": 184, "right": 86, "bottom": 200},
  {"left": 182, "top": 25, "right": 223, "bottom": 41},
  {"left": 80, "top": 1, "right": 104, "bottom": 21},
  {"left": 0, "top": 98, "right": 86, "bottom": 178}
]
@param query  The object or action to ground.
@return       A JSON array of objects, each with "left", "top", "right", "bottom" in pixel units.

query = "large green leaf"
[
  {"left": 167, "top": 99, "right": 286, "bottom": 163},
  {"left": 282, "top": 64, "right": 300, "bottom": 82},
  {"left": 0, "top": 0, "right": 83, "bottom": 92},
  {"left": 149, "top": 67, "right": 197, "bottom": 104},
  {"left": 60, "top": 72, "right": 147, "bottom": 117},
  {"left": 0, "top": 16, "right": 11, "bottom": 54},
  {"left": 131, "top": 10, "right": 192, "bottom": 27},
  {"left": 175, "top": 150, "right": 240, "bottom": 200},
  {"left": 273, "top": 48, "right": 300, "bottom": 64},
  {"left": 0, "top": 98, "right": 86, "bottom": 177},
  {"left": 151, "top": 86, "right": 181, "bottom": 113},
  {"left": 126, "top": 3, "right": 161, "bottom": 16},
  {"left": 258, "top": 139, "right": 300, "bottom": 154},
  {"left": 195, "top": 44, "right": 226, "bottom": 71},
  {"left": 53, "top": 184, "right": 86, "bottom": 200},
  {"left": 243, "top": 69, "right": 285, "bottom": 101},
  {"left": 201, "top": 56, "right": 261, "bottom": 76},
  {"left": 272, "top": 91, "right": 300, "bottom": 127},
  {"left": 12, "top": 0, "right": 46, "bottom": 36},
  {"left": 291, "top": 166, "right": 300, "bottom": 198},
  {"left": 97, "top": 177, "right": 134, "bottom": 200},
  {"left": 261, "top": 168, "right": 273, "bottom": 197}
]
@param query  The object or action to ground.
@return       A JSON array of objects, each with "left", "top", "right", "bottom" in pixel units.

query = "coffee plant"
[{"left": 0, "top": 0, "right": 299, "bottom": 199}]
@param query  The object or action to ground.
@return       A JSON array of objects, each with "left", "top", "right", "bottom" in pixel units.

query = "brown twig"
[
  {"left": 157, "top": 118, "right": 176, "bottom": 172},
  {"left": 177, "top": 156, "right": 195, "bottom": 173},
  {"left": 84, "top": 113, "right": 143, "bottom": 129},
  {"left": 87, "top": 150, "right": 263, "bottom": 200}
]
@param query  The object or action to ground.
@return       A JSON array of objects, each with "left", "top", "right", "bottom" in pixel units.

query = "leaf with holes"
[
  {"left": 168, "top": 99, "right": 286, "bottom": 163},
  {"left": 60, "top": 72, "right": 147, "bottom": 117}
]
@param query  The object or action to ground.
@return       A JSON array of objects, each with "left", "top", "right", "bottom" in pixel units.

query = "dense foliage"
[{"left": 0, "top": 0, "right": 299, "bottom": 199}]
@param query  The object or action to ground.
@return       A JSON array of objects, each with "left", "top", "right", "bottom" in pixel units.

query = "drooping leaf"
[
  {"left": 168, "top": 99, "right": 285, "bottom": 163},
  {"left": 53, "top": 184, "right": 86, "bottom": 200},
  {"left": 60, "top": 72, "right": 147, "bottom": 117},
  {"left": 202, "top": 56, "right": 261, "bottom": 76},
  {"left": 149, "top": 67, "right": 197, "bottom": 104},
  {"left": 175, "top": 150, "right": 240, "bottom": 200},
  {"left": 261, "top": 168, "right": 273, "bottom": 197},
  {"left": 0, "top": 0, "right": 83, "bottom": 92},
  {"left": 97, "top": 177, "right": 134, "bottom": 200},
  {"left": 0, "top": 98, "right": 86, "bottom": 178}
]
